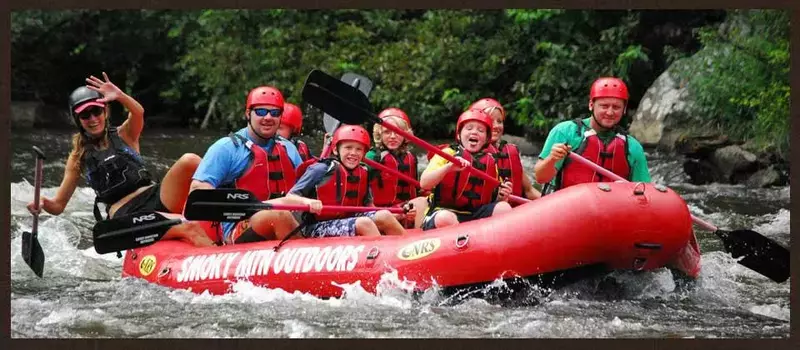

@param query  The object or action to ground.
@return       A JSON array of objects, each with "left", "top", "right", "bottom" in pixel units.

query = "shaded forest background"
[{"left": 10, "top": 9, "right": 789, "bottom": 157}]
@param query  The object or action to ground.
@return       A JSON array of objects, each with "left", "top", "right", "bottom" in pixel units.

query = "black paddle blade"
[
  {"left": 21, "top": 231, "right": 44, "bottom": 277},
  {"left": 717, "top": 229, "right": 790, "bottom": 283},
  {"left": 184, "top": 188, "right": 269, "bottom": 222},
  {"left": 322, "top": 72, "right": 374, "bottom": 134},
  {"left": 302, "top": 69, "right": 377, "bottom": 125},
  {"left": 93, "top": 212, "right": 182, "bottom": 254}
]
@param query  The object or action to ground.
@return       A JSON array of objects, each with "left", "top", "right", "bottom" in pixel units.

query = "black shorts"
[
  {"left": 111, "top": 183, "right": 168, "bottom": 218},
  {"left": 420, "top": 202, "right": 498, "bottom": 231}
]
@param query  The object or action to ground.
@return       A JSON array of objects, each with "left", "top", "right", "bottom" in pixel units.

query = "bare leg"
[
  {"left": 492, "top": 202, "right": 512, "bottom": 215},
  {"left": 433, "top": 210, "right": 459, "bottom": 229},
  {"left": 160, "top": 153, "right": 202, "bottom": 213},
  {"left": 409, "top": 196, "right": 429, "bottom": 229},
  {"left": 373, "top": 210, "right": 406, "bottom": 235},
  {"left": 354, "top": 217, "right": 381, "bottom": 237},
  {"left": 249, "top": 209, "right": 300, "bottom": 241},
  {"left": 159, "top": 212, "right": 215, "bottom": 247}
]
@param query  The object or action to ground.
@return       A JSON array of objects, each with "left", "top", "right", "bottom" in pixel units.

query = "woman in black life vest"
[{"left": 26, "top": 72, "right": 213, "bottom": 248}]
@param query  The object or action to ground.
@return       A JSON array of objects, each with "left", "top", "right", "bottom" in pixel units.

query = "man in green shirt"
[{"left": 534, "top": 77, "right": 651, "bottom": 194}]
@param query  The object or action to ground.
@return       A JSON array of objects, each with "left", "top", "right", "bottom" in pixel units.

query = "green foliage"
[
  {"left": 672, "top": 10, "right": 789, "bottom": 156},
  {"left": 11, "top": 9, "right": 787, "bottom": 157}
]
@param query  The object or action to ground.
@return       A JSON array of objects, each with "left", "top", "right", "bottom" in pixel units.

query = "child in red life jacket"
[
  {"left": 469, "top": 98, "right": 541, "bottom": 202},
  {"left": 419, "top": 109, "right": 513, "bottom": 230},
  {"left": 277, "top": 102, "right": 314, "bottom": 162},
  {"left": 365, "top": 107, "right": 429, "bottom": 229},
  {"left": 284, "top": 125, "right": 407, "bottom": 238}
]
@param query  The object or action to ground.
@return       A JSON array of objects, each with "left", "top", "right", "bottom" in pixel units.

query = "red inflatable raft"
[{"left": 121, "top": 182, "right": 701, "bottom": 297}]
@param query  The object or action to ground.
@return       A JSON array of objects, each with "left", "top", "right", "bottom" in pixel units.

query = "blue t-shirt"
[{"left": 192, "top": 127, "right": 303, "bottom": 235}]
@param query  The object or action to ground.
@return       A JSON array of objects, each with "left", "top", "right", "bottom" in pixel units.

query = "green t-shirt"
[{"left": 538, "top": 117, "right": 651, "bottom": 187}]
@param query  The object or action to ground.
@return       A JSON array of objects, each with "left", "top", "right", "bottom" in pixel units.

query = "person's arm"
[
  {"left": 521, "top": 171, "right": 542, "bottom": 200},
  {"left": 627, "top": 138, "right": 652, "bottom": 183},
  {"left": 189, "top": 140, "right": 234, "bottom": 191},
  {"left": 86, "top": 72, "right": 145, "bottom": 151},
  {"left": 28, "top": 153, "right": 82, "bottom": 216},
  {"left": 419, "top": 156, "right": 455, "bottom": 190},
  {"left": 533, "top": 125, "right": 571, "bottom": 184}
]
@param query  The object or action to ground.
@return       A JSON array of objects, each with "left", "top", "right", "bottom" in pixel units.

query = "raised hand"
[{"left": 85, "top": 72, "right": 123, "bottom": 103}]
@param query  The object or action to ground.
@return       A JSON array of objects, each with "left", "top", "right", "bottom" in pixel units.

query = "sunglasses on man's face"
[
  {"left": 252, "top": 108, "right": 283, "bottom": 118},
  {"left": 78, "top": 106, "right": 105, "bottom": 120}
]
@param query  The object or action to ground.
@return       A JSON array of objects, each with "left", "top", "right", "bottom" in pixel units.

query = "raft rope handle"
[
  {"left": 455, "top": 234, "right": 470, "bottom": 249},
  {"left": 632, "top": 182, "right": 646, "bottom": 195},
  {"left": 273, "top": 216, "right": 310, "bottom": 252}
]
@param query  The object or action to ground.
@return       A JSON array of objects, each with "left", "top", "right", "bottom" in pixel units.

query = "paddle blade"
[
  {"left": 341, "top": 72, "right": 374, "bottom": 99},
  {"left": 21, "top": 231, "right": 44, "bottom": 277},
  {"left": 93, "top": 212, "right": 181, "bottom": 254},
  {"left": 717, "top": 229, "right": 790, "bottom": 283},
  {"left": 184, "top": 188, "right": 264, "bottom": 222},
  {"left": 303, "top": 69, "right": 376, "bottom": 125}
]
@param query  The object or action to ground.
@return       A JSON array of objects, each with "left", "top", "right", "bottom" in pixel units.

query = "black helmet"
[{"left": 67, "top": 86, "right": 105, "bottom": 134}]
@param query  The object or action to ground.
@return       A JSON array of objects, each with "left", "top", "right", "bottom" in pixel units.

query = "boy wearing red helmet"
[
  {"left": 283, "top": 125, "right": 406, "bottom": 238},
  {"left": 469, "top": 98, "right": 541, "bottom": 201},
  {"left": 534, "top": 77, "right": 651, "bottom": 193},
  {"left": 190, "top": 86, "right": 305, "bottom": 245},
  {"left": 277, "top": 102, "right": 314, "bottom": 161},
  {"left": 419, "top": 109, "right": 513, "bottom": 230}
]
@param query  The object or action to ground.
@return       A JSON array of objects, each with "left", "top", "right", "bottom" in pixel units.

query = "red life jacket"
[
  {"left": 230, "top": 133, "right": 297, "bottom": 201},
  {"left": 292, "top": 138, "right": 313, "bottom": 162},
  {"left": 369, "top": 149, "right": 418, "bottom": 207},
  {"left": 314, "top": 159, "right": 369, "bottom": 221},
  {"left": 432, "top": 147, "right": 498, "bottom": 211},
  {"left": 488, "top": 140, "right": 523, "bottom": 197},
  {"left": 558, "top": 119, "right": 631, "bottom": 190}
]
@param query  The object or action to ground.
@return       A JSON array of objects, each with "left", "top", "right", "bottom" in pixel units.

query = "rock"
[
  {"left": 682, "top": 158, "right": 722, "bottom": 185},
  {"left": 628, "top": 66, "right": 695, "bottom": 150},
  {"left": 675, "top": 134, "right": 731, "bottom": 159},
  {"left": 746, "top": 166, "right": 783, "bottom": 188},
  {"left": 710, "top": 145, "right": 758, "bottom": 183},
  {"left": 501, "top": 134, "right": 541, "bottom": 156}
]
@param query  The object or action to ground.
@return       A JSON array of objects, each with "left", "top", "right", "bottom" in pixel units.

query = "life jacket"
[
  {"left": 314, "top": 159, "right": 369, "bottom": 221},
  {"left": 488, "top": 140, "right": 523, "bottom": 197},
  {"left": 82, "top": 127, "right": 154, "bottom": 220},
  {"left": 431, "top": 146, "right": 498, "bottom": 211},
  {"left": 228, "top": 133, "right": 297, "bottom": 201},
  {"left": 291, "top": 137, "right": 313, "bottom": 162},
  {"left": 369, "top": 149, "right": 418, "bottom": 207},
  {"left": 557, "top": 119, "right": 631, "bottom": 190}
]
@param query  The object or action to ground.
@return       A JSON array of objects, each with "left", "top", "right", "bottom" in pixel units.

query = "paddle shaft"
[
  {"left": 362, "top": 157, "right": 421, "bottom": 187},
  {"left": 31, "top": 153, "right": 44, "bottom": 236},
  {"left": 376, "top": 118, "right": 528, "bottom": 205},
  {"left": 567, "top": 152, "right": 717, "bottom": 231},
  {"left": 192, "top": 200, "right": 405, "bottom": 214}
]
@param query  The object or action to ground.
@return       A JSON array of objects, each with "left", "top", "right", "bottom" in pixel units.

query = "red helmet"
[
  {"left": 378, "top": 107, "right": 411, "bottom": 127},
  {"left": 246, "top": 86, "right": 284, "bottom": 110},
  {"left": 455, "top": 109, "right": 493, "bottom": 141},
  {"left": 281, "top": 102, "right": 303, "bottom": 134},
  {"left": 332, "top": 124, "right": 371, "bottom": 149},
  {"left": 589, "top": 77, "right": 629, "bottom": 101},
  {"left": 469, "top": 98, "right": 505, "bottom": 118}
]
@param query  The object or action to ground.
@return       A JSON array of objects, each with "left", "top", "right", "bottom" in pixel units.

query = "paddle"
[
  {"left": 183, "top": 188, "right": 404, "bottom": 222},
  {"left": 21, "top": 146, "right": 46, "bottom": 277},
  {"left": 320, "top": 72, "right": 374, "bottom": 158},
  {"left": 302, "top": 69, "right": 528, "bottom": 205},
  {"left": 93, "top": 211, "right": 184, "bottom": 254},
  {"left": 567, "top": 152, "right": 790, "bottom": 283}
]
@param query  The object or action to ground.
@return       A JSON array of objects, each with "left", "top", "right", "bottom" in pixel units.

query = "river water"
[{"left": 9, "top": 128, "right": 790, "bottom": 338}]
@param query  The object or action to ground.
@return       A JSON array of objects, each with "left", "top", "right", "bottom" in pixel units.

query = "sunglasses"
[
  {"left": 252, "top": 108, "right": 283, "bottom": 118},
  {"left": 78, "top": 106, "right": 105, "bottom": 120}
]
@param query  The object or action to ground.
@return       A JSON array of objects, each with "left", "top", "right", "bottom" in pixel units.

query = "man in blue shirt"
[{"left": 190, "top": 86, "right": 314, "bottom": 244}]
